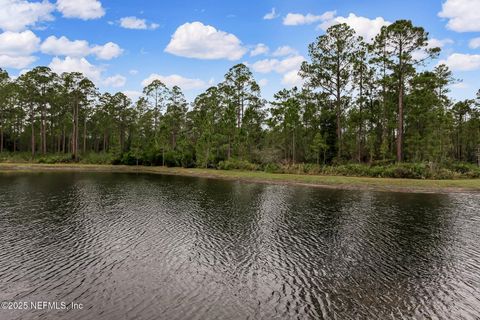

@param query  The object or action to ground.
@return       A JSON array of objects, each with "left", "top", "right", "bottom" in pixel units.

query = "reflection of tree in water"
[{"left": 1, "top": 174, "right": 478, "bottom": 320}]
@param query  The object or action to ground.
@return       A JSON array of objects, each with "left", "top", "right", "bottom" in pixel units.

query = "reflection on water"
[{"left": 0, "top": 172, "right": 479, "bottom": 320}]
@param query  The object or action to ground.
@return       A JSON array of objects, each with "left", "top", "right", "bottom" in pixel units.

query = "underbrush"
[{"left": 1, "top": 152, "right": 479, "bottom": 180}]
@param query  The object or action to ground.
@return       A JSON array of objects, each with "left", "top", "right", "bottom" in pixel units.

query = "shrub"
[
  {"left": 79, "top": 153, "right": 115, "bottom": 165},
  {"left": 217, "top": 159, "right": 260, "bottom": 171},
  {"left": 264, "top": 163, "right": 282, "bottom": 173},
  {"left": 37, "top": 154, "right": 72, "bottom": 164}
]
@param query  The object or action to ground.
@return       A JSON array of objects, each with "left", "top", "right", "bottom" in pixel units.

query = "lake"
[{"left": 0, "top": 172, "right": 479, "bottom": 320}]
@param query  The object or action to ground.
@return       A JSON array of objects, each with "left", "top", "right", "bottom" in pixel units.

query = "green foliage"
[
  {"left": 217, "top": 159, "right": 260, "bottom": 171},
  {"left": 0, "top": 20, "right": 479, "bottom": 180},
  {"left": 37, "top": 154, "right": 72, "bottom": 164},
  {"left": 79, "top": 153, "right": 115, "bottom": 165},
  {"left": 263, "top": 163, "right": 282, "bottom": 173}
]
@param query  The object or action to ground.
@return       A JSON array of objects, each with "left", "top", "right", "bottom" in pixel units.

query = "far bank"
[{"left": 1, "top": 163, "right": 479, "bottom": 194}]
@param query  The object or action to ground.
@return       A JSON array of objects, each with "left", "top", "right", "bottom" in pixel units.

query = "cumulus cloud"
[
  {"left": 48, "top": 56, "right": 102, "bottom": 80},
  {"left": 119, "top": 16, "right": 159, "bottom": 30},
  {"left": 439, "top": 53, "right": 480, "bottom": 71},
  {"left": 103, "top": 74, "right": 126, "bottom": 87},
  {"left": 250, "top": 43, "right": 269, "bottom": 57},
  {"left": 165, "top": 21, "right": 247, "bottom": 60},
  {"left": 319, "top": 13, "right": 390, "bottom": 42},
  {"left": 90, "top": 42, "right": 123, "bottom": 60},
  {"left": 258, "top": 78, "right": 268, "bottom": 87},
  {"left": 428, "top": 38, "right": 454, "bottom": 48},
  {"left": 283, "top": 11, "right": 335, "bottom": 26},
  {"left": 123, "top": 90, "right": 142, "bottom": 101},
  {"left": 41, "top": 36, "right": 122, "bottom": 60},
  {"left": 469, "top": 37, "right": 480, "bottom": 49},
  {"left": 272, "top": 46, "right": 298, "bottom": 57},
  {"left": 282, "top": 70, "right": 304, "bottom": 87},
  {"left": 252, "top": 54, "right": 305, "bottom": 88},
  {"left": 0, "top": 30, "right": 40, "bottom": 55},
  {"left": 41, "top": 35, "right": 90, "bottom": 57},
  {"left": 56, "top": 0, "right": 105, "bottom": 20},
  {"left": 0, "top": 54, "right": 36, "bottom": 68},
  {"left": 252, "top": 55, "right": 305, "bottom": 74},
  {"left": 263, "top": 8, "right": 278, "bottom": 20},
  {"left": 439, "top": 0, "right": 480, "bottom": 32},
  {"left": 142, "top": 73, "right": 206, "bottom": 90},
  {"left": 412, "top": 38, "right": 454, "bottom": 60},
  {"left": 0, "top": 30, "right": 39, "bottom": 69},
  {"left": 451, "top": 82, "right": 468, "bottom": 89},
  {"left": 0, "top": 0, "right": 54, "bottom": 32}
]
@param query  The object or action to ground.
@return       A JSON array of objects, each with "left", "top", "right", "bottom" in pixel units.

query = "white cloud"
[
  {"left": 119, "top": 16, "right": 159, "bottom": 30},
  {"left": 439, "top": 0, "right": 480, "bottom": 32},
  {"left": 165, "top": 21, "right": 247, "bottom": 60},
  {"left": 123, "top": 90, "right": 142, "bottom": 101},
  {"left": 129, "top": 69, "right": 138, "bottom": 75},
  {"left": 412, "top": 38, "right": 454, "bottom": 60},
  {"left": 258, "top": 78, "right": 268, "bottom": 87},
  {"left": 0, "top": 54, "right": 36, "bottom": 68},
  {"left": 56, "top": 0, "right": 105, "bottom": 20},
  {"left": 263, "top": 8, "right": 278, "bottom": 20},
  {"left": 103, "top": 74, "right": 126, "bottom": 87},
  {"left": 319, "top": 13, "right": 390, "bottom": 42},
  {"left": 252, "top": 55, "right": 305, "bottom": 74},
  {"left": 282, "top": 69, "right": 304, "bottom": 87},
  {"left": 40, "top": 35, "right": 90, "bottom": 57},
  {"left": 428, "top": 38, "right": 454, "bottom": 48},
  {"left": 142, "top": 73, "right": 206, "bottom": 90},
  {"left": 0, "top": 30, "right": 40, "bottom": 55},
  {"left": 250, "top": 43, "right": 269, "bottom": 57},
  {"left": 90, "top": 42, "right": 123, "bottom": 60},
  {"left": 440, "top": 53, "right": 480, "bottom": 71},
  {"left": 49, "top": 56, "right": 102, "bottom": 81},
  {"left": 469, "top": 37, "right": 480, "bottom": 49},
  {"left": 0, "top": 0, "right": 54, "bottom": 32},
  {"left": 272, "top": 46, "right": 298, "bottom": 57},
  {"left": 451, "top": 82, "right": 468, "bottom": 89},
  {"left": 41, "top": 36, "right": 122, "bottom": 60},
  {"left": 283, "top": 11, "right": 335, "bottom": 26},
  {"left": 0, "top": 30, "right": 39, "bottom": 69}
]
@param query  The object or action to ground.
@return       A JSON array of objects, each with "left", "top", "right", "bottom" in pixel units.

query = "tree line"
[{"left": 0, "top": 20, "right": 479, "bottom": 168}]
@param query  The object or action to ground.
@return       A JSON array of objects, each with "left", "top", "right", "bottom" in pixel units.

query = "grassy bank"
[
  {"left": 2, "top": 152, "right": 480, "bottom": 180},
  {"left": 1, "top": 163, "right": 479, "bottom": 194}
]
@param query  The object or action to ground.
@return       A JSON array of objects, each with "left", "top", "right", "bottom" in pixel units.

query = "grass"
[{"left": 1, "top": 163, "right": 479, "bottom": 194}]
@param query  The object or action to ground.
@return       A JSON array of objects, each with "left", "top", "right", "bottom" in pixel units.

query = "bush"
[
  {"left": 37, "top": 154, "right": 72, "bottom": 164},
  {"left": 264, "top": 163, "right": 282, "bottom": 173},
  {"left": 79, "top": 153, "right": 115, "bottom": 164},
  {"left": 217, "top": 159, "right": 260, "bottom": 171}
]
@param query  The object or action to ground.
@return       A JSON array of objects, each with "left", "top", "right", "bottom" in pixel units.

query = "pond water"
[{"left": 0, "top": 172, "right": 479, "bottom": 320}]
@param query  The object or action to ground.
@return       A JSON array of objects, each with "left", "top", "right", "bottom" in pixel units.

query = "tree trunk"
[
  {"left": 0, "top": 112, "right": 3, "bottom": 153},
  {"left": 358, "top": 67, "right": 364, "bottom": 163},
  {"left": 41, "top": 104, "right": 46, "bottom": 154},
  {"left": 83, "top": 118, "right": 87, "bottom": 154},
  {"left": 0, "top": 126, "right": 3, "bottom": 153},
  {"left": 396, "top": 43, "right": 404, "bottom": 163},
  {"left": 62, "top": 126, "right": 66, "bottom": 153},
  {"left": 31, "top": 104, "right": 35, "bottom": 158},
  {"left": 336, "top": 73, "right": 342, "bottom": 159}
]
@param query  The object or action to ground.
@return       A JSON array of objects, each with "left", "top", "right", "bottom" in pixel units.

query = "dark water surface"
[{"left": 0, "top": 172, "right": 479, "bottom": 320}]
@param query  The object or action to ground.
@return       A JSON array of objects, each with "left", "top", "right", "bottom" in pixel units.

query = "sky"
[{"left": 0, "top": 0, "right": 479, "bottom": 102}]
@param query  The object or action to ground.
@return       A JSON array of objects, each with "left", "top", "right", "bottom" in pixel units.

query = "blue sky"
[{"left": 0, "top": 0, "right": 479, "bottom": 102}]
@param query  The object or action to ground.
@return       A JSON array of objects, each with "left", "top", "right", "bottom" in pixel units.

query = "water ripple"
[{"left": 0, "top": 172, "right": 479, "bottom": 320}]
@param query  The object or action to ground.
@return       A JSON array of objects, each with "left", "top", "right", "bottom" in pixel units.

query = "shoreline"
[{"left": 1, "top": 163, "right": 479, "bottom": 194}]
